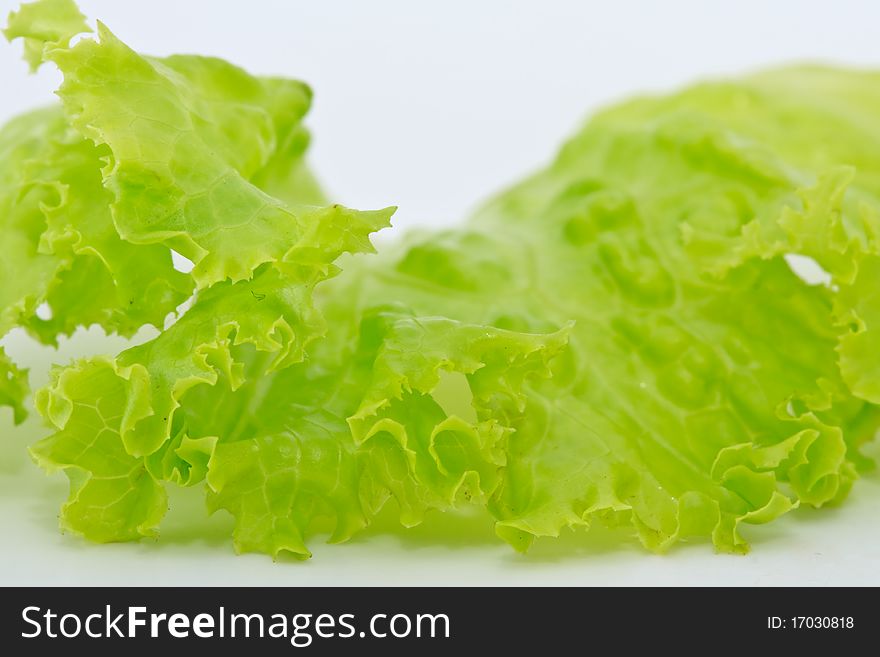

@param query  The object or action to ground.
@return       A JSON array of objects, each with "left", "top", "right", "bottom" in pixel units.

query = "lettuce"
[
  {"left": 3, "top": 0, "right": 879, "bottom": 558},
  {"left": 0, "top": 0, "right": 362, "bottom": 420},
  {"left": 0, "top": 348, "right": 28, "bottom": 424}
]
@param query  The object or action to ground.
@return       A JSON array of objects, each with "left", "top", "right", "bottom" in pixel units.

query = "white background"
[{"left": 1, "top": 0, "right": 879, "bottom": 585}]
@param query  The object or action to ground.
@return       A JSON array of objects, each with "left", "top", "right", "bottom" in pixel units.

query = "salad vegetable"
[{"left": 2, "top": 0, "right": 878, "bottom": 558}]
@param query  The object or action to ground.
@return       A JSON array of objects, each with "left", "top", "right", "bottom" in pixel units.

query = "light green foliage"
[
  {"left": 0, "top": 0, "right": 363, "bottom": 422},
  {"left": 3, "top": 1, "right": 880, "bottom": 557},
  {"left": 2, "top": 0, "right": 87, "bottom": 71},
  {"left": 0, "top": 347, "right": 28, "bottom": 424}
]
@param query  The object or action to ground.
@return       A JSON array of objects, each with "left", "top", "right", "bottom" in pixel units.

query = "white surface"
[{"left": 2, "top": 0, "right": 880, "bottom": 586}]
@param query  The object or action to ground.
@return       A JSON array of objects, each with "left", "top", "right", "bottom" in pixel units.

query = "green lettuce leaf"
[
  {"left": 7, "top": 1, "right": 880, "bottom": 557},
  {"left": 0, "top": 0, "right": 371, "bottom": 421},
  {"left": 200, "top": 67, "right": 880, "bottom": 556},
  {"left": 2, "top": 0, "right": 87, "bottom": 72},
  {"left": 1, "top": 105, "right": 191, "bottom": 345},
  {"left": 32, "top": 358, "right": 167, "bottom": 541},
  {"left": 204, "top": 313, "right": 569, "bottom": 557},
  {"left": 3, "top": 0, "right": 395, "bottom": 541},
  {"left": 0, "top": 347, "right": 28, "bottom": 425},
  {"left": 30, "top": 11, "right": 335, "bottom": 287}
]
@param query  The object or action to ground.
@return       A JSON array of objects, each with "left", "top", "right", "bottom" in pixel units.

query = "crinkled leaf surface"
[
  {"left": 2, "top": 0, "right": 87, "bottom": 71},
  {"left": 3, "top": 0, "right": 395, "bottom": 542},
  {"left": 0, "top": 347, "right": 28, "bottom": 424},
  {"left": 7, "top": 3, "right": 880, "bottom": 558},
  {"left": 202, "top": 67, "right": 880, "bottom": 556},
  {"left": 0, "top": 0, "right": 361, "bottom": 421}
]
